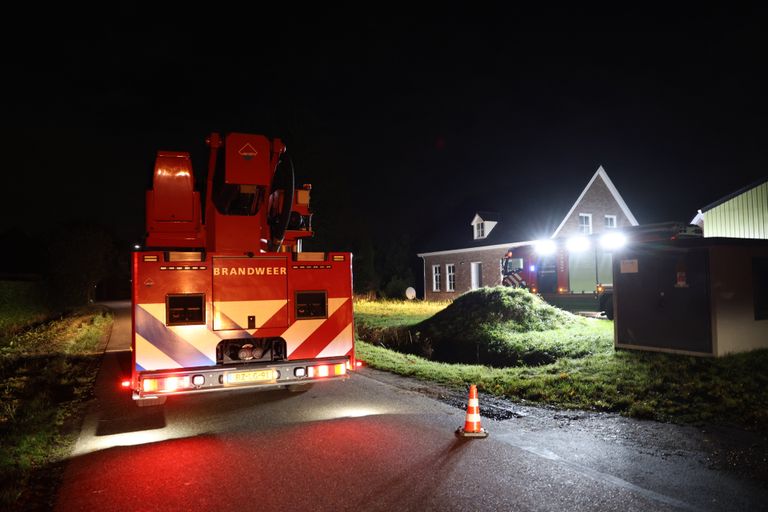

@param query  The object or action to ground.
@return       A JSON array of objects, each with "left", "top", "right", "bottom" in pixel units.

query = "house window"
[
  {"left": 475, "top": 222, "right": 485, "bottom": 239},
  {"left": 446, "top": 264, "right": 455, "bottom": 291},
  {"left": 605, "top": 215, "right": 617, "bottom": 229},
  {"left": 432, "top": 265, "right": 441, "bottom": 292},
  {"left": 579, "top": 213, "right": 592, "bottom": 234}
]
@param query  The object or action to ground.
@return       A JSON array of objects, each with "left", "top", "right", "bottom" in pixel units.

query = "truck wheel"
[
  {"left": 285, "top": 383, "right": 314, "bottom": 393},
  {"left": 603, "top": 295, "right": 614, "bottom": 320}
]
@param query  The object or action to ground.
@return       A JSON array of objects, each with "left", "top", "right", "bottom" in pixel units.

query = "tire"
[
  {"left": 285, "top": 383, "right": 314, "bottom": 393},
  {"left": 601, "top": 293, "right": 614, "bottom": 320}
]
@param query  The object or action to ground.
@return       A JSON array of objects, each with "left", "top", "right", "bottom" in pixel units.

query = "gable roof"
[
  {"left": 550, "top": 165, "right": 638, "bottom": 238},
  {"left": 691, "top": 175, "right": 768, "bottom": 226},
  {"left": 471, "top": 211, "right": 501, "bottom": 224},
  {"left": 698, "top": 175, "right": 768, "bottom": 213}
]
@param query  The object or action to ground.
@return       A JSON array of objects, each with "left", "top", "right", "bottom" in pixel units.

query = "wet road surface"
[{"left": 54, "top": 302, "right": 768, "bottom": 511}]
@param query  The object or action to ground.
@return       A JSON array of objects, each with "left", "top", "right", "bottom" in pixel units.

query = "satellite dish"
[{"left": 405, "top": 287, "right": 416, "bottom": 300}]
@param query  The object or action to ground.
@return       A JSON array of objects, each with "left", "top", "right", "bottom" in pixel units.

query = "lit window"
[
  {"left": 432, "top": 265, "right": 441, "bottom": 292},
  {"left": 604, "top": 215, "right": 617, "bottom": 229},
  {"left": 446, "top": 264, "right": 455, "bottom": 292},
  {"left": 475, "top": 222, "right": 485, "bottom": 239},
  {"left": 579, "top": 213, "right": 592, "bottom": 234}
]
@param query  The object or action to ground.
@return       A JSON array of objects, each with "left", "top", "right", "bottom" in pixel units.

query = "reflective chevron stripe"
[
  {"left": 213, "top": 299, "right": 287, "bottom": 330},
  {"left": 316, "top": 323, "right": 354, "bottom": 359},
  {"left": 289, "top": 298, "right": 350, "bottom": 359},
  {"left": 135, "top": 297, "right": 353, "bottom": 372},
  {"left": 135, "top": 305, "right": 214, "bottom": 370}
]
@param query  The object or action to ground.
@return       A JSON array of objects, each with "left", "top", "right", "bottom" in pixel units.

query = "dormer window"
[
  {"left": 471, "top": 213, "right": 498, "bottom": 240},
  {"left": 475, "top": 222, "right": 485, "bottom": 239}
]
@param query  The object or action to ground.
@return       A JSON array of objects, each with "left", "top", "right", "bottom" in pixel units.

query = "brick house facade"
[
  {"left": 551, "top": 167, "right": 637, "bottom": 238},
  {"left": 418, "top": 166, "right": 638, "bottom": 300},
  {"left": 421, "top": 243, "right": 532, "bottom": 301}
]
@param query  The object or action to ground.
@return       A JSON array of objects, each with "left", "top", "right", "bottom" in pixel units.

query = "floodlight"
[
  {"left": 600, "top": 232, "right": 626, "bottom": 250},
  {"left": 566, "top": 236, "right": 590, "bottom": 252},
  {"left": 534, "top": 239, "right": 557, "bottom": 255}
]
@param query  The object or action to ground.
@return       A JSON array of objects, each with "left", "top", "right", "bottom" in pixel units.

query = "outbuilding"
[{"left": 613, "top": 237, "right": 768, "bottom": 356}]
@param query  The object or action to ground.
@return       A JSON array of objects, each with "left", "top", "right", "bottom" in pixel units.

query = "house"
[
  {"left": 417, "top": 166, "right": 639, "bottom": 300},
  {"left": 691, "top": 176, "right": 768, "bottom": 239}
]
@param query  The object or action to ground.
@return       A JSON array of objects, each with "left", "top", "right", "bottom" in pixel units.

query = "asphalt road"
[{"left": 55, "top": 302, "right": 768, "bottom": 512}]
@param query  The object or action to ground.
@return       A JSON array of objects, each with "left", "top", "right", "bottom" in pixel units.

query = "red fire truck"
[
  {"left": 501, "top": 223, "right": 703, "bottom": 319},
  {"left": 129, "top": 132, "right": 355, "bottom": 405}
]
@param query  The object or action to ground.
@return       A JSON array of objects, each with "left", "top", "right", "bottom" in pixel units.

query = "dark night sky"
[{"left": 2, "top": 5, "right": 766, "bottom": 250}]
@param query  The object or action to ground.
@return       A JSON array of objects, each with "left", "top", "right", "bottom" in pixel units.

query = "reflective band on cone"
[{"left": 456, "top": 384, "right": 488, "bottom": 438}]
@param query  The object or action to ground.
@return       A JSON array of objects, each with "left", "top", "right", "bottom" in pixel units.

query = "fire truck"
[
  {"left": 501, "top": 223, "right": 702, "bottom": 319},
  {"left": 129, "top": 132, "right": 355, "bottom": 405}
]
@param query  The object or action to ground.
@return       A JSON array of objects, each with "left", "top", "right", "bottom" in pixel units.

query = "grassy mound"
[
  {"left": 416, "top": 287, "right": 588, "bottom": 365},
  {"left": 425, "top": 286, "right": 577, "bottom": 332},
  {"left": 357, "top": 287, "right": 605, "bottom": 367}
]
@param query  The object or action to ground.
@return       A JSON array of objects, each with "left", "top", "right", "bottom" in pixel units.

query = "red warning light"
[{"left": 121, "top": 380, "right": 131, "bottom": 389}]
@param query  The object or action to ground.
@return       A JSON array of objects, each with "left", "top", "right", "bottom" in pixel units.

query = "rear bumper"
[{"left": 132, "top": 356, "right": 350, "bottom": 401}]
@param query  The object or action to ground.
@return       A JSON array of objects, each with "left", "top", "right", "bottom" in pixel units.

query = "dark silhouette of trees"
[{"left": 46, "top": 224, "right": 116, "bottom": 308}]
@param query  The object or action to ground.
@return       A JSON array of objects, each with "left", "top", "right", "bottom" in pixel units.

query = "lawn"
[{"left": 354, "top": 293, "right": 768, "bottom": 430}]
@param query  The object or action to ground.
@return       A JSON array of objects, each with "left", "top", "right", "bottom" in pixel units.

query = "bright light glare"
[
  {"left": 164, "top": 377, "right": 179, "bottom": 392},
  {"left": 600, "top": 232, "right": 626, "bottom": 250},
  {"left": 529, "top": 265, "right": 536, "bottom": 272},
  {"left": 72, "top": 429, "right": 172, "bottom": 457},
  {"left": 337, "top": 407, "right": 380, "bottom": 418},
  {"left": 133, "top": 244, "right": 141, "bottom": 250},
  {"left": 534, "top": 240, "right": 557, "bottom": 255},
  {"left": 566, "top": 236, "right": 590, "bottom": 252}
]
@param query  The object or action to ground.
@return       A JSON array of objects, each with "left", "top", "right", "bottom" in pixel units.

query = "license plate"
[{"left": 226, "top": 369, "right": 274, "bottom": 384}]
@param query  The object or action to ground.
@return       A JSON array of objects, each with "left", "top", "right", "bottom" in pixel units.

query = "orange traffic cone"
[{"left": 456, "top": 384, "right": 488, "bottom": 438}]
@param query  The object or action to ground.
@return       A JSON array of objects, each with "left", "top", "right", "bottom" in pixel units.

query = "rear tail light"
[
  {"left": 307, "top": 364, "right": 347, "bottom": 378},
  {"left": 308, "top": 365, "right": 329, "bottom": 378},
  {"left": 142, "top": 376, "right": 191, "bottom": 393},
  {"left": 120, "top": 380, "right": 131, "bottom": 389}
]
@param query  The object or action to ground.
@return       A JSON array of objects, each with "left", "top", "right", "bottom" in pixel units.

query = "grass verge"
[
  {"left": 0, "top": 281, "right": 50, "bottom": 339},
  {"left": 0, "top": 305, "right": 113, "bottom": 510},
  {"left": 354, "top": 298, "right": 768, "bottom": 430}
]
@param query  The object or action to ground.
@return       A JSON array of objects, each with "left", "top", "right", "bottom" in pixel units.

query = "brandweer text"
[{"left": 214, "top": 267, "right": 287, "bottom": 276}]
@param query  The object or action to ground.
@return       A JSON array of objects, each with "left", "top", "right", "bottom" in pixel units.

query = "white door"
[{"left": 471, "top": 262, "right": 482, "bottom": 290}]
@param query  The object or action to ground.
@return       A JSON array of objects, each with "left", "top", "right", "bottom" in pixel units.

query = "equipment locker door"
[{"left": 212, "top": 257, "right": 289, "bottom": 330}]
